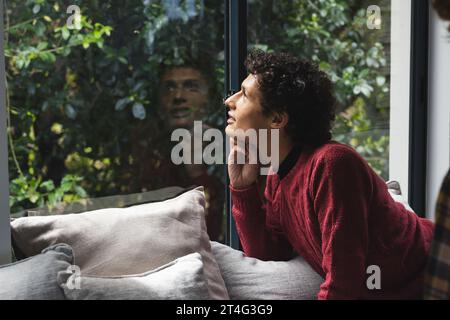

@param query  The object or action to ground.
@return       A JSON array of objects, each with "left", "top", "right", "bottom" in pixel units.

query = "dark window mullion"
[
  {"left": 225, "top": 0, "right": 247, "bottom": 249},
  {"left": 409, "top": 0, "right": 429, "bottom": 217}
]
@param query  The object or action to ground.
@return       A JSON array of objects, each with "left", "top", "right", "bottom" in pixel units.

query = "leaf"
[
  {"left": 118, "top": 57, "right": 128, "bottom": 64},
  {"left": 35, "top": 21, "right": 46, "bottom": 36},
  {"left": 32, "top": 4, "right": 41, "bottom": 14},
  {"left": 132, "top": 102, "right": 146, "bottom": 120},
  {"left": 133, "top": 81, "right": 145, "bottom": 92},
  {"left": 62, "top": 47, "right": 71, "bottom": 56},
  {"left": 16, "top": 57, "right": 25, "bottom": 69},
  {"left": 60, "top": 179, "right": 73, "bottom": 193},
  {"left": 319, "top": 61, "right": 331, "bottom": 71},
  {"left": 74, "top": 186, "right": 87, "bottom": 198},
  {"left": 40, "top": 52, "right": 56, "bottom": 63},
  {"left": 62, "top": 28, "right": 70, "bottom": 40},
  {"left": 65, "top": 105, "right": 77, "bottom": 119},
  {"left": 376, "top": 76, "right": 386, "bottom": 87},
  {"left": 115, "top": 97, "right": 131, "bottom": 111},
  {"left": 40, "top": 180, "right": 55, "bottom": 192},
  {"left": 29, "top": 194, "right": 39, "bottom": 204},
  {"left": 53, "top": 190, "right": 64, "bottom": 203},
  {"left": 37, "top": 42, "right": 48, "bottom": 50},
  {"left": 360, "top": 84, "right": 374, "bottom": 97},
  {"left": 48, "top": 193, "right": 56, "bottom": 205}
]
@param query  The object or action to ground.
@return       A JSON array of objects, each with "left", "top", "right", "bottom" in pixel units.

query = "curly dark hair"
[{"left": 245, "top": 50, "right": 336, "bottom": 147}]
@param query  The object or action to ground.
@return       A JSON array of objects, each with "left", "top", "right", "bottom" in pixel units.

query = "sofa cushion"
[
  {"left": 211, "top": 241, "right": 323, "bottom": 300},
  {"left": 0, "top": 244, "right": 73, "bottom": 300},
  {"left": 11, "top": 187, "right": 228, "bottom": 300},
  {"left": 58, "top": 253, "right": 210, "bottom": 300}
]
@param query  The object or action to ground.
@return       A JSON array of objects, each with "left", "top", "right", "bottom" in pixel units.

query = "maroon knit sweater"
[{"left": 231, "top": 142, "right": 434, "bottom": 300}]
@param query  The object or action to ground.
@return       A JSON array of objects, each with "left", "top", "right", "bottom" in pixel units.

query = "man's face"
[
  {"left": 159, "top": 67, "right": 209, "bottom": 129},
  {"left": 224, "top": 74, "right": 273, "bottom": 137}
]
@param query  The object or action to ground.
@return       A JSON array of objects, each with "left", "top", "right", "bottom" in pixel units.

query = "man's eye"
[
  {"left": 163, "top": 84, "right": 176, "bottom": 92},
  {"left": 184, "top": 82, "right": 200, "bottom": 91}
]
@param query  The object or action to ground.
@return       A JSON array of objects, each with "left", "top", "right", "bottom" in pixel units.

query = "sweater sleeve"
[
  {"left": 230, "top": 183, "right": 293, "bottom": 261},
  {"left": 311, "top": 147, "right": 373, "bottom": 300}
]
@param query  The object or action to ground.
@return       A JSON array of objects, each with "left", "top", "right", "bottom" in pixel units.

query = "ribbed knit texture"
[{"left": 231, "top": 142, "right": 434, "bottom": 299}]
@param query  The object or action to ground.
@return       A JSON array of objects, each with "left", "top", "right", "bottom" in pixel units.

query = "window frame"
[
  {"left": 389, "top": 0, "right": 430, "bottom": 218},
  {"left": 426, "top": 3, "right": 450, "bottom": 220},
  {"left": 224, "top": 0, "right": 247, "bottom": 249},
  {"left": 0, "top": 1, "right": 11, "bottom": 264},
  {"left": 0, "top": 1, "right": 432, "bottom": 261},
  {"left": 389, "top": 0, "right": 413, "bottom": 208},
  {"left": 408, "top": 0, "right": 429, "bottom": 217}
]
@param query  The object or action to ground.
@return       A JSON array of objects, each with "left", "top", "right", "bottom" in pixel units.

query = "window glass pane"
[
  {"left": 248, "top": 0, "right": 391, "bottom": 179},
  {"left": 6, "top": 0, "right": 226, "bottom": 242}
]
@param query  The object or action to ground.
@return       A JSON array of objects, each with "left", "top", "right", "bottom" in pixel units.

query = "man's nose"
[
  {"left": 173, "top": 96, "right": 187, "bottom": 105},
  {"left": 224, "top": 92, "right": 237, "bottom": 109},
  {"left": 174, "top": 88, "right": 185, "bottom": 99}
]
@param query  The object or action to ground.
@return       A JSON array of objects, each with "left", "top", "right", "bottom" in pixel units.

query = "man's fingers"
[{"left": 229, "top": 143, "right": 247, "bottom": 164}]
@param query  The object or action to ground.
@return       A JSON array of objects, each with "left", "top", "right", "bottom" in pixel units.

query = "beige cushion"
[
  {"left": 11, "top": 187, "right": 228, "bottom": 300},
  {"left": 58, "top": 253, "right": 211, "bottom": 300}
]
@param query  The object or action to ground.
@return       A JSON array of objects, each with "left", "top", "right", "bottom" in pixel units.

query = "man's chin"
[
  {"left": 226, "top": 125, "right": 251, "bottom": 138},
  {"left": 169, "top": 118, "right": 192, "bottom": 130},
  {"left": 225, "top": 125, "right": 235, "bottom": 137}
]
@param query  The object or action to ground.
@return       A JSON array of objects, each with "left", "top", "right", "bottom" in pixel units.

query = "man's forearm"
[{"left": 230, "top": 183, "right": 293, "bottom": 261}]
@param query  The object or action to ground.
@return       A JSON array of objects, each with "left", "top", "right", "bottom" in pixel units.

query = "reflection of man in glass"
[
  {"left": 130, "top": 63, "right": 224, "bottom": 242},
  {"left": 159, "top": 66, "right": 209, "bottom": 129}
]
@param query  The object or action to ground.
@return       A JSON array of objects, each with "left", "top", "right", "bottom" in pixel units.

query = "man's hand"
[{"left": 228, "top": 137, "right": 260, "bottom": 190}]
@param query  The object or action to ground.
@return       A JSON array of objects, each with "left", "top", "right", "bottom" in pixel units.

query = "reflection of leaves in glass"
[
  {"left": 65, "top": 105, "right": 77, "bottom": 119},
  {"left": 9, "top": 174, "right": 88, "bottom": 213},
  {"left": 115, "top": 98, "right": 132, "bottom": 111},
  {"left": 5, "top": 0, "right": 391, "bottom": 213},
  {"left": 132, "top": 102, "right": 147, "bottom": 120}
]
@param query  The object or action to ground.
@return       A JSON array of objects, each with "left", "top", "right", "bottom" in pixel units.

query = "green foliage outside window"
[{"left": 5, "top": 0, "right": 390, "bottom": 213}]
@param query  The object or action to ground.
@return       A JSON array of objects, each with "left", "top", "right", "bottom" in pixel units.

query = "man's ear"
[{"left": 270, "top": 111, "right": 289, "bottom": 130}]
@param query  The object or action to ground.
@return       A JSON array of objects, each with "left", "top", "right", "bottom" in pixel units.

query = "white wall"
[
  {"left": 426, "top": 7, "right": 450, "bottom": 220},
  {"left": 0, "top": 1, "right": 11, "bottom": 265},
  {"left": 389, "top": 0, "right": 411, "bottom": 199}
]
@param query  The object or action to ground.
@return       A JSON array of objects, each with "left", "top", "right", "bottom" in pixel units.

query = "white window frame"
[
  {"left": 426, "top": 4, "right": 450, "bottom": 220},
  {"left": 0, "top": 1, "right": 11, "bottom": 265},
  {"left": 389, "top": 0, "right": 412, "bottom": 201}
]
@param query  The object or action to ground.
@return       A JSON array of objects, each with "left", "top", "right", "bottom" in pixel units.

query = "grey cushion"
[
  {"left": 11, "top": 187, "right": 229, "bottom": 300},
  {"left": 0, "top": 244, "right": 73, "bottom": 300},
  {"left": 211, "top": 241, "right": 323, "bottom": 300},
  {"left": 58, "top": 253, "right": 211, "bottom": 300}
]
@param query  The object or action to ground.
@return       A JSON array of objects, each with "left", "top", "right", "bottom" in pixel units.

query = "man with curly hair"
[{"left": 224, "top": 50, "right": 434, "bottom": 300}]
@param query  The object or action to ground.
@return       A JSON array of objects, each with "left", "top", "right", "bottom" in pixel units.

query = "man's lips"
[
  {"left": 227, "top": 111, "right": 236, "bottom": 124},
  {"left": 170, "top": 106, "right": 192, "bottom": 119}
]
